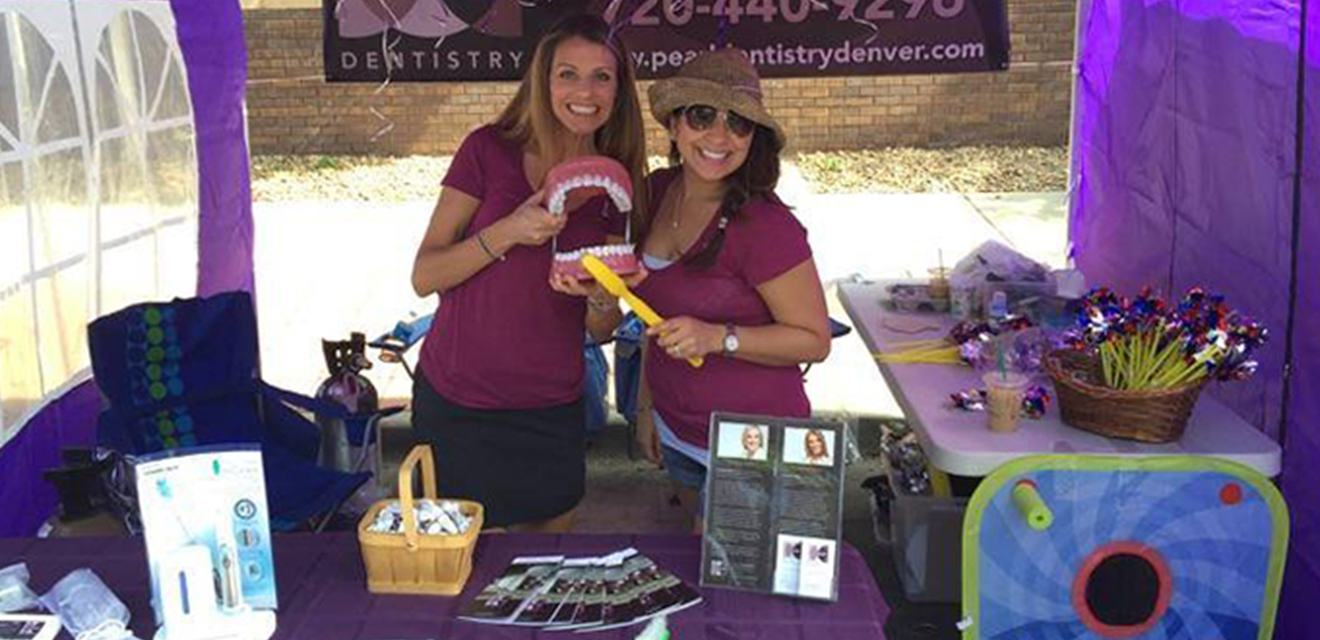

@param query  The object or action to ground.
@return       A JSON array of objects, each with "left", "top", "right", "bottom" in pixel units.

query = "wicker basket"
[
  {"left": 1043, "top": 350, "right": 1204, "bottom": 443},
  {"left": 357, "top": 445, "right": 483, "bottom": 595}
]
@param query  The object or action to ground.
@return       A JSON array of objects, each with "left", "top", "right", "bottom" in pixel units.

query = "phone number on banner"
[{"left": 605, "top": 0, "right": 970, "bottom": 26}]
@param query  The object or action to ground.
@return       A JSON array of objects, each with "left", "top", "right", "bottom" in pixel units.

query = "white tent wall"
[
  {"left": 0, "top": 0, "right": 198, "bottom": 447},
  {"left": 1, "top": 0, "right": 92, "bottom": 446},
  {"left": 75, "top": 1, "right": 198, "bottom": 318}
]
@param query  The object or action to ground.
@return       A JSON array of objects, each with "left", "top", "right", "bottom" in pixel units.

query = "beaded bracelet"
[{"left": 475, "top": 230, "right": 504, "bottom": 262}]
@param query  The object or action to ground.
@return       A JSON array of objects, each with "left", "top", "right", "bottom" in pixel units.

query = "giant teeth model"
[
  {"left": 543, "top": 155, "right": 633, "bottom": 217},
  {"left": 544, "top": 155, "right": 639, "bottom": 281},
  {"left": 551, "top": 244, "right": 640, "bottom": 281}
]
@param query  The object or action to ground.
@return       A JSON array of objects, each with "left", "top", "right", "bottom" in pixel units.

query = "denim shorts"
[{"left": 660, "top": 445, "right": 708, "bottom": 515}]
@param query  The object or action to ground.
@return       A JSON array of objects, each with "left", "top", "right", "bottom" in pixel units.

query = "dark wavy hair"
[{"left": 666, "top": 117, "right": 784, "bottom": 268}]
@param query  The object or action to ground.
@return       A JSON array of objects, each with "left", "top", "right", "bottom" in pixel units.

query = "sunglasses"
[{"left": 680, "top": 104, "right": 756, "bottom": 138}]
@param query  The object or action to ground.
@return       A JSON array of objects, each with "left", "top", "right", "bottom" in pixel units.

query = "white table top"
[{"left": 839, "top": 282, "right": 1282, "bottom": 477}]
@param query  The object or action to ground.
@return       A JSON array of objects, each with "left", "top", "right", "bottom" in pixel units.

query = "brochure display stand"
[{"left": 700, "top": 414, "right": 846, "bottom": 602}]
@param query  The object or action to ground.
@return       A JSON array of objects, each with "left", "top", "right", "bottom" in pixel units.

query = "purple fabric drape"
[
  {"left": 1070, "top": 0, "right": 1318, "bottom": 631},
  {"left": 0, "top": 0, "right": 251, "bottom": 535},
  {"left": 1070, "top": 0, "right": 1297, "bottom": 435},
  {"left": 0, "top": 383, "right": 100, "bottom": 536},
  {"left": 1279, "top": 1, "right": 1320, "bottom": 636},
  {"left": 178, "top": 0, "right": 254, "bottom": 297},
  {"left": 2, "top": 533, "right": 890, "bottom": 639}
]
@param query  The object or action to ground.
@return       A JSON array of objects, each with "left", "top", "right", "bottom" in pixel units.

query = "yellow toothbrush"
[{"left": 580, "top": 254, "right": 703, "bottom": 368}]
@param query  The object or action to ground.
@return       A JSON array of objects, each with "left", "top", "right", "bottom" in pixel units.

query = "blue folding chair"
[
  {"left": 87, "top": 291, "right": 370, "bottom": 531},
  {"left": 370, "top": 313, "right": 612, "bottom": 438}
]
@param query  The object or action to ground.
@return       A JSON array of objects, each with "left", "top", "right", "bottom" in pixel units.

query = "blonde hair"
[{"left": 493, "top": 14, "right": 648, "bottom": 234}]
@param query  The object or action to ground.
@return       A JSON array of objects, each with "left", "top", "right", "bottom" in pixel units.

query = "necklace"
[
  {"left": 671, "top": 178, "right": 686, "bottom": 229},
  {"left": 663, "top": 176, "right": 720, "bottom": 258},
  {"left": 671, "top": 177, "right": 713, "bottom": 229}
]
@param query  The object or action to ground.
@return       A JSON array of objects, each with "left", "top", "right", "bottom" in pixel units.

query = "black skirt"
[{"left": 411, "top": 374, "right": 586, "bottom": 529}]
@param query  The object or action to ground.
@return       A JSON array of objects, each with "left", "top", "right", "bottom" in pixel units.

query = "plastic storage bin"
[
  {"left": 357, "top": 445, "right": 483, "bottom": 595},
  {"left": 868, "top": 468, "right": 967, "bottom": 604}
]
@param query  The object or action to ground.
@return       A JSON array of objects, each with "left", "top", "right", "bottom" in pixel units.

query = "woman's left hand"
[
  {"left": 548, "top": 266, "right": 648, "bottom": 298},
  {"left": 549, "top": 273, "right": 599, "bottom": 297},
  {"left": 649, "top": 316, "right": 723, "bottom": 361},
  {"left": 550, "top": 275, "right": 619, "bottom": 313}
]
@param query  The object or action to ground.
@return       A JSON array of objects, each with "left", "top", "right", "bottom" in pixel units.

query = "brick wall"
[{"left": 244, "top": 1, "right": 1074, "bottom": 155}]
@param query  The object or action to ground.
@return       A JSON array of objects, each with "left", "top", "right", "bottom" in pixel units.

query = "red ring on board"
[{"left": 1071, "top": 541, "right": 1173, "bottom": 638}]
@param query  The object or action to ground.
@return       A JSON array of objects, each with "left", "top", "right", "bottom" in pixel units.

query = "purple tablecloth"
[{"left": 2, "top": 533, "right": 889, "bottom": 639}]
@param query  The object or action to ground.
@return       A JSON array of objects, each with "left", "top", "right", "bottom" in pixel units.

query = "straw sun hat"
[{"left": 647, "top": 48, "right": 786, "bottom": 148}]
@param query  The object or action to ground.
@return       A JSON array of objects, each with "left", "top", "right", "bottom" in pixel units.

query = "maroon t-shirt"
[
  {"left": 634, "top": 168, "right": 813, "bottom": 449},
  {"left": 418, "top": 125, "right": 625, "bottom": 409}
]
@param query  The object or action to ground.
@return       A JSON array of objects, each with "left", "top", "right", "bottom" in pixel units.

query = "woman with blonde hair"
[
  {"left": 804, "top": 429, "right": 831, "bottom": 465},
  {"left": 410, "top": 13, "right": 647, "bottom": 532}
]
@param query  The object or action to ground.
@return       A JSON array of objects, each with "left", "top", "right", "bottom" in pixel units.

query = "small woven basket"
[
  {"left": 1043, "top": 350, "right": 1204, "bottom": 443},
  {"left": 357, "top": 445, "right": 483, "bottom": 595}
]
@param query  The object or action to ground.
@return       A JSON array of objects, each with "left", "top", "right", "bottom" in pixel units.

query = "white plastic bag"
[
  {"left": 0, "top": 562, "right": 39, "bottom": 612},
  {"left": 950, "top": 240, "right": 1050, "bottom": 285},
  {"left": 38, "top": 569, "right": 139, "bottom": 640}
]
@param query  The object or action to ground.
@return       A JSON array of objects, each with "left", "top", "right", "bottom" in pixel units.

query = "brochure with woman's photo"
[{"left": 700, "top": 413, "right": 846, "bottom": 602}]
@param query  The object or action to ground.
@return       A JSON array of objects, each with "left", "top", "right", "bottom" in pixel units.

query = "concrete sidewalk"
[{"left": 253, "top": 162, "right": 1068, "bottom": 421}]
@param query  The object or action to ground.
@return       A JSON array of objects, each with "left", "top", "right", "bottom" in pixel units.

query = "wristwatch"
[{"left": 722, "top": 323, "right": 739, "bottom": 356}]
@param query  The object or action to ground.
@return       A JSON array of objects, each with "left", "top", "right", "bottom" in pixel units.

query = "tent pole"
[
  {"left": 66, "top": 0, "right": 102, "bottom": 319},
  {"left": 1064, "top": 0, "right": 1089, "bottom": 265},
  {"left": 1278, "top": 0, "right": 1310, "bottom": 471}
]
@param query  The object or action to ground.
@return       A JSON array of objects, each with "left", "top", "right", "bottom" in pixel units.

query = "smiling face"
[
  {"left": 548, "top": 36, "right": 618, "bottom": 139},
  {"left": 806, "top": 430, "right": 827, "bottom": 458},
  {"left": 742, "top": 426, "right": 763, "bottom": 455},
  {"left": 671, "top": 106, "right": 753, "bottom": 185}
]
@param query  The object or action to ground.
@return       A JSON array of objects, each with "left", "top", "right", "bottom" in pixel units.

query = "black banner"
[{"left": 324, "top": 0, "right": 1009, "bottom": 82}]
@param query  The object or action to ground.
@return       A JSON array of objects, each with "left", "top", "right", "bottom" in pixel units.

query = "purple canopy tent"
[
  {"left": 1069, "top": 0, "right": 1317, "bottom": 633},
  {"left": 4, "top": 0, "right": 1317, "bottom": 632},
  {"left": 0, "top": 0, "right": 253, "bottom": 537}
]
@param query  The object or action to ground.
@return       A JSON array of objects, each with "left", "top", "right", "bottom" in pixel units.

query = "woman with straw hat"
[
  {"left": 409, "top": 14, "right": 647, "bottom": 533},
  {"left": 632, "top": 48, "right": 831, "bottom": 531}
]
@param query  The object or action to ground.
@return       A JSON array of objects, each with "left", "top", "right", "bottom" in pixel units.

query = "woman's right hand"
[
  {"left": 635, "top": 409, "right": 662, "bottom": 467},
  {"left": 496, "top": 189, "right": 565, "bottom": 247}
]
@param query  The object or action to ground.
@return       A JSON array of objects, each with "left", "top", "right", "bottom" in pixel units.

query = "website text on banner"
[{"left": 324, "top": 0, "right": 1009, "bottom": 82}]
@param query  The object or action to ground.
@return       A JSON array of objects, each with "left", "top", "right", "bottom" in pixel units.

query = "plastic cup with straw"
[
  {"left": 983, "top": 338, "right": 1028, "bottom": 432},
  {"left": 928, "top": 249, "right": 950, "bottom": 302}
]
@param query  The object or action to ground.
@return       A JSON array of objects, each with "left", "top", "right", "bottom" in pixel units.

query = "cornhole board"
[{"left": 962, "top": 455, "right": 1288, "bottom": 639}]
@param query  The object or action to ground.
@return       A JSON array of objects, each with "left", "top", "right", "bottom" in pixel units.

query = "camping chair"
[
  {"left": 370, "top": 312, "right": 613, "bottom": 438},
  {"left": 87, "top": 291, "right": 371, "bottom": 531}
]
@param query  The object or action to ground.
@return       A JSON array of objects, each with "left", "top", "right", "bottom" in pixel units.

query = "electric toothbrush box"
[{"left": 136, "top": 445, "right": 278, "bottom": 624}]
